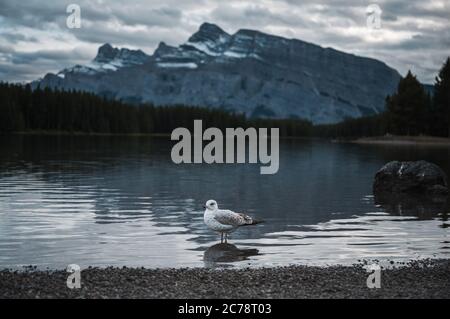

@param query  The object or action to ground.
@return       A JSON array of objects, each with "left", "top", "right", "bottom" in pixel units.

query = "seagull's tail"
[
  {"left": 245, "top": 218, "right": 265, "bottom": 226},
  {"left": 238, "top": 213, "right": 265, "bottom": 226}
]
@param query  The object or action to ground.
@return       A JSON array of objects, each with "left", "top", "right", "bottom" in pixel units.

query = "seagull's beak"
[{"left": 203, "top": 205, "right": 206, "bottom": 209}]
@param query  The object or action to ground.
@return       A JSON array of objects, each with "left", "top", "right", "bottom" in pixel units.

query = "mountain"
[
  {"left": 34, "top": 22, "right": 402, "bottom": 124},
  {"left": 53, "top": 43, "right": 150, "bottom": 76}
]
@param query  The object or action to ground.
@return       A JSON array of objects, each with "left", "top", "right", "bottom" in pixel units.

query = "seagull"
[{"left": 203, "top": 199, "right": 263, "bottom": 243}]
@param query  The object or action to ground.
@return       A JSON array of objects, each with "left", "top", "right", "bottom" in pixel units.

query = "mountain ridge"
[{"left": 34, "top": 22, "right": 402, "bottom": 124}]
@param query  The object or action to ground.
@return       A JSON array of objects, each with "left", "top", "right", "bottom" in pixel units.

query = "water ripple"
[{"left": 0, "top": 137, "right": 449, "bottom": 268}]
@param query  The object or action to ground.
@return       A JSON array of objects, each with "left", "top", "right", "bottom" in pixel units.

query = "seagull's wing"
[{"left": 214, "top": 210, "right": 254, "bottom": 226}]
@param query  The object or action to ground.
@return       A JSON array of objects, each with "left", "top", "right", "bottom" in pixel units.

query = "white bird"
[{"left": 203, "top": 199, "right": 263, "bottom": 243}]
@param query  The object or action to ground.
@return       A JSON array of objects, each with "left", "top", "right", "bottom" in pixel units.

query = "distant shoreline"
[
  {"left": 0, "top": 131, "right": 317, "bottom": 140},
  {"left": 1, "top": 260, "right": 449, "bottom": 298},
  {"left": 350, "top": 135, "right": 450, "bottom": 146},
  {"left": 3, "top": 132, "right": 450, "bottom": 146},
  {"left": 1, "top": 131, "right": 172, "bottom": 138}
]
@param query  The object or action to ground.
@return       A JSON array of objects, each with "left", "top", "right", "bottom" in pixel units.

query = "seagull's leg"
[
  {"left": 225, "top": 233, "right": 228, "bottom": 243},
  {"left": 220, "top": 233, "right": 223, "bottom": 243}
]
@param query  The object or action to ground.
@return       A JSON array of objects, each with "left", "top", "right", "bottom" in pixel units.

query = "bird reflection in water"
[{"left": 203, "top": 243, "right": 259, "bottom": 267}]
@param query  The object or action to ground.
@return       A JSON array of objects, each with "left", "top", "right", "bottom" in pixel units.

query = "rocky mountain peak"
[
  {"left": 188, "top": 22, "right": 229, "bottom": 43},
  {"left": 185, "top": 22, "right": 231, "bottom": 56},
  {"left": 115, "top": 48, "right": 149, "bottom": 64},
  {"left": 94, "top": 43, "right": 149, "bottom": 65},
  {"left": 153, "top": 42, "right": 177, "bottom": 57},
  {"left": 94, "top": 43, "right": 119, "bottom": 63}
]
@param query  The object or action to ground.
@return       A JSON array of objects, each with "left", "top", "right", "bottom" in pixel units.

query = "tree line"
[
  {"left": 316, "top": 57, "right": 450, "bottom": 138},
  {"left": 0, "top": 83, "right": 312, "bottom": 136},
  {"left": 0, "top": 57, "right": 448, "bottom": 138}
]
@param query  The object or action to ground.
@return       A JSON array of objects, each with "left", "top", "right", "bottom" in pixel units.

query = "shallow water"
[{"left": 0, "top": 135, "right": 448, "bottom": 268}]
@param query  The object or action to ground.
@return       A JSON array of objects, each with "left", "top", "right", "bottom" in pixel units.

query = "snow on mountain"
[
  {"left": 34, "top": 23, "right": 402, "bottom": 124},
  {"left": 57, "top": 43, "right": 150, "bottom": 76}
]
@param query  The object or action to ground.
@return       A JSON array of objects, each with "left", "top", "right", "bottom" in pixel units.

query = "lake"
[{"left": 0, "top": 135, "right": 449, "bottom": 269}]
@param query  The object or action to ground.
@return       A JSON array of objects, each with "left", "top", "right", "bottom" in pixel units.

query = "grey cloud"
[
  {"left": 11, "top": 49, "right": 91, "bottom": 64},
  {"left": 69, "top": 22, "right": 190, "bottom": 52},
  {"left": 0, "top": 59, "right": 65, "bottom": 82},
  {"left": 0, "top": 44, "right": 15, "bottom": 54},
  {"left": 382, "top": 0, "right": 450, "bottom": 20},
  {"left": 0, "top": 46, "right": 93, "bottom": 82},
  {"left": 114, "top": 6, "right": 182, "bottom": 27},
  {"left": 0, "top": 0, "right": 448, "bottom": 83},
  {"left": 210, "top": 3, "right": 323, "bottom": 30},
  {"left": 0, "top": 0, "right": 66, "bottom": 28},
  {"left": 0, "top": 33, "right": 38, "bottom": 43}
]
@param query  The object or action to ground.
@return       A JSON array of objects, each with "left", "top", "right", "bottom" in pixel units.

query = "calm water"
[{"left": 0, "top": 135, "right": 449, "bottom": 269}]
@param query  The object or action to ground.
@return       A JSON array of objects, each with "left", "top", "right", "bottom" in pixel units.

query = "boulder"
[{"left": 373, "top": 160, "right": 449, "bottom": 196}]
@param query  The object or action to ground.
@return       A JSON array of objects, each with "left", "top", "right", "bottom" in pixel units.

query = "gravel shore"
[{"left": 1, "top": 260, "right": 449, "bottom": 299}]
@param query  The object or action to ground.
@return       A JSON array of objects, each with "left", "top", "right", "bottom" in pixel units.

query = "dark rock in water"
[{"left": 373, "top": 160, "right": 449, "bottom": 196}]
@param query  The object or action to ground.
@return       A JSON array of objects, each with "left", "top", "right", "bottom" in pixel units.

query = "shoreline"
[
  {"left": 351, "top": 135, "right": 450, "bottom": 146},
  {"left": 0, "top": 131, "right": 320, "bottom": 141},
  {"left": 3, "top": 132, "right": 450, "bottom": 145},
  {"left": 1, "top": 130, "right": 172, "bottom": 138},
  {"left": 1, "top": 260, "right": 449, "bottom": 298}
]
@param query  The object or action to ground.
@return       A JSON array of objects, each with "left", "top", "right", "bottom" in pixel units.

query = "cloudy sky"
[{"left": 0, "top": 0, "right": 449, "bottom": 83}]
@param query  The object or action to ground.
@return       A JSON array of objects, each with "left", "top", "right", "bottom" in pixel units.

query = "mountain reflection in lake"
[{"left": 0, "top": 135, "right": 449, "bottom": 268}]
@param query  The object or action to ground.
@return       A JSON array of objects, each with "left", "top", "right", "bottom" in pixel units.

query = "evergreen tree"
[
  {"left": 386, "top": 70, "right": 428, "bottom": 135},
  {"left": 0, "top": 83, "right": 314, "bottom": 137},
  {"left": 433, "top": 57, "right": 450, "bottom": 137}
]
